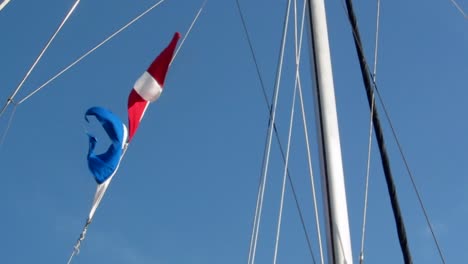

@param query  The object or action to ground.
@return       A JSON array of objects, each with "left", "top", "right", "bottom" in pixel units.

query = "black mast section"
[{"left": 342, "top": 0, "right": 413, "bottom": 263}]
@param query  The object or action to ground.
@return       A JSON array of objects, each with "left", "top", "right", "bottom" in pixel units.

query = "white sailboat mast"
[{"left": 307, "top": 0, "right": 353, "bottom": 263}]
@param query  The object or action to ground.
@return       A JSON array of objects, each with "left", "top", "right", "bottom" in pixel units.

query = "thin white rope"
[
  {"left": 66, "top": 220, "right": 90, "bottom": 264},
  {"left": 66, "top": 142, "right": 128, "bottom": 264},
  {"left": 294, "top": 0, "right": 325, "bottom": 263},
  {"left": 293, "top": 0, "right": 298, "bottom": 74},
  {"left": 236, "top": 1, "right": 316, "bottom": 260},
  {"left": 290, "top": 0, "right": 325, "bottom": 262},
  {"left": 373, "top": 85, "right": 447, "bottom": 263},
  {"left": 298, "top": 74, "right": 327, "bottom": 264},
  {"left": 359, "top": 94, "right": 374, "bottom": 264},
  {"left": 66, "top": 251, "right": 77, "bottom": 264},
  {"left": 359, "top": 1, "right": 380, "bottom": 263},
  {"left": 339, "top": 0, "right": 447, "bottom": 260},
  {"left": 248, "top": 0, "right": 292, "bottom": 263},
  {"left": 247, "top": 160, "right": 266, "bottom": 264},
  {"left": 272, "top": 56, "right": 297, "bottom": 264},
  {"left": 0, "top": 104, "right": 17, "bottom": 151},
  {"left": 272, "top": 2, "right": 298, "bottom": 262},
  {"left": 448, "top": 0, "right": 468, "bottom": 19},
  {"left": 171, "top": 0, "right": 208, "bottom": 65},
  {"left": 17, "top": 0, "right": 167, "bottom": 105},
  {"left": 0, "top": 0, "right": 80, "bottom": 115},
  {"left": 0, "top": 0, "right": 10, "bottom": 11},
  {"left": 372, "top": 0, "right": 381, "bottom": 81}
]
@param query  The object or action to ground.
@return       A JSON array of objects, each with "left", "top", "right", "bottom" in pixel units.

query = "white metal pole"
[{"left": 307, "top": 0, "right": 353, "bottom": 263}]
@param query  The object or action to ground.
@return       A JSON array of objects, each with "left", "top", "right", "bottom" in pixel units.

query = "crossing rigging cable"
[
  {"left": 236, "top": 0, "right": 319, "bottom": 263},
  {"left": 341, "top": 0, "right": 447, "bottom": 262},
  {"left": 0, "top": 0, "right": 80, "bottom": 117}
]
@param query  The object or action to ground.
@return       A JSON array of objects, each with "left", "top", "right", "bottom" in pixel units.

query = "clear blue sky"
[{"left": 0, "top": 0, "right": 466, "bottom": 263}]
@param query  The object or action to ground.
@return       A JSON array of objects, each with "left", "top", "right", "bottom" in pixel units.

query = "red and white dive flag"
[{"left": 127, "top": 32, "right": 181, "bottom": 142}]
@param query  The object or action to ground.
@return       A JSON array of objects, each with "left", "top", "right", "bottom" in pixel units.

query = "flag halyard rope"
[{"left": 0, "top": 0, "right": 81, "bottom": 116}]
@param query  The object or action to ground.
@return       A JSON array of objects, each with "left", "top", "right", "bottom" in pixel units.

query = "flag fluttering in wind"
[
  {"left": 84, "top": 106, "right": 128, "bottom": 224},
  {"left": 128, "top": 32, "right": 181, "bottom": 141},
  {"left": 85, "top": 107, "right": 127, "bottom": 184},
  {"left": 68, "top": 32, "right": 181, "bottom": 264}
]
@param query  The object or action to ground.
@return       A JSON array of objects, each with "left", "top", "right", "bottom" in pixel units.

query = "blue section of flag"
[{"left": 85, "top": 107, "right": 127, "bottom": 184}]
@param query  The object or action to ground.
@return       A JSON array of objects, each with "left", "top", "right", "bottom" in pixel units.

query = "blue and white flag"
[
  {"left": 85, "top": 106, "right": 127, "bottom": 184},
  {"left": 84, "top": 106, "right": 127, "bottom": 221}
]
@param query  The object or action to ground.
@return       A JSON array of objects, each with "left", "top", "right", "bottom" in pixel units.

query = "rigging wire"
[
  {"left": 235, "top": 1, "right": 317, "bottom": 263},
  {"left": 338, "top": 0, "right": 447, "bottom": 261},
  {"left": 0, "top": 0, "right": 81, "bottom": 117},
  {"left": 0, "top": 105, "right": 17, "bottom": 151},
  {"left": 341, "top": 0, "right": 447, "bottom": 262},
  {"left": 359, "top": 96, "right": 374, "bottom": 264},
  {"left": 296, "top": 68, "right": 321, "bottom": 264},
  {"left": 372, "top": 0, "right": 381, "bottom": 79},
  {"left": 171, "top": 0, "right": 208, "bottom": 65},
  {"left": 17, "top": 0, "right": 167, "bottom": 105},
  {"left": 272, "top": 1, "right": 320, "bottom": 263},
  {"left": 66, "top": 144, "right": 129, "bottom": 264},
  {"left": 340, "top": 0, "right": 414, "bottom": 262},
  {"left": 372, "top": 85, "right": 447, "bottom": 264},
  {"left": 296, "top": 75, "right": 322, "bottom": 264},
  {"left": 234, "top": 0, "right": 270, "bottom": 106},
  {"left": 66, "top": 220, "right": 91, "bottom": 264},
  {"left": 294, "top": 0, "right": 325, "bottom": 262},
  {"left": 272, "top": 56, "right": 297, "bottom": 264},
  {"left": 248, "top": 0, "right": 292, "bottom": 263},
  {"left": 359, "top": 1, "right": 380, "bottom": 263},
  {"left": 248, "top": 130, "right": 271, "bottom": 264},
  {"left": 448, "top": 0, "right": 468, "bottom": 19}
]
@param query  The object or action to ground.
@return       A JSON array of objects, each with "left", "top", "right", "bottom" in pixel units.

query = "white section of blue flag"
[
  {"left": 88, "top": 126, "right": 127, "bottom": 221},
  {"left": 84, "top": 106, "right": 128, "bottom": 222},
  {"left": 85, "top": 107, "right": 127, "bottom": 184}
]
